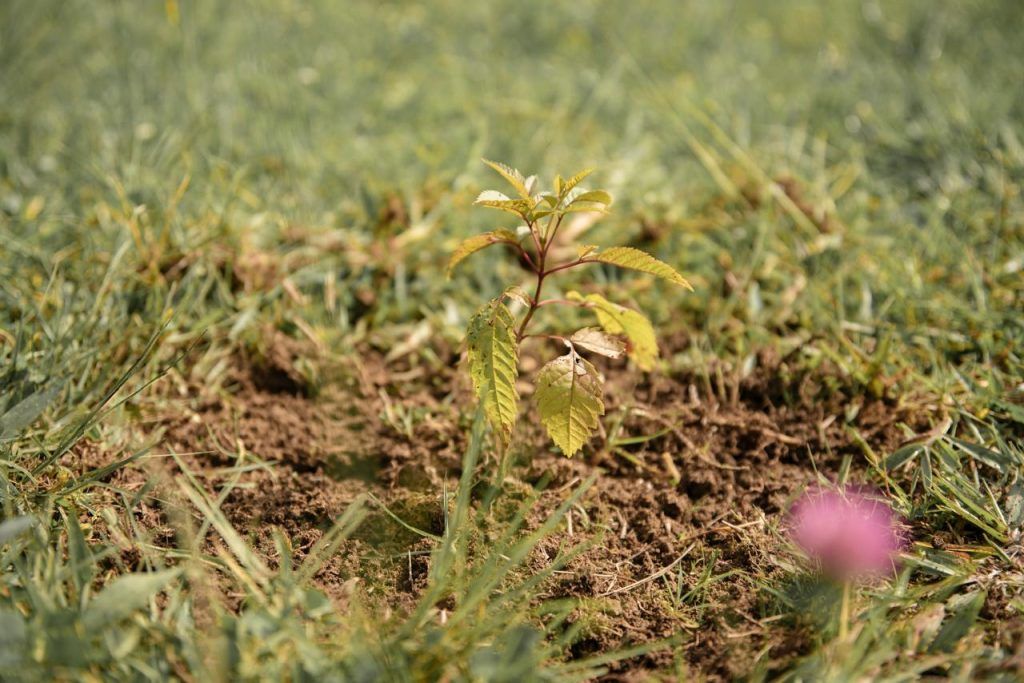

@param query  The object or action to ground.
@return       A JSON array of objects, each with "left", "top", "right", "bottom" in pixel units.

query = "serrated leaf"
[
  {"left": 590, "top": 246, "right": 693, "bottom": 289},
  {"left": 466, "top": 300, "right": 519, "bottom": 446},
  {"left": 535, "top": 352, "right": 605, "bottom": 456},
  {"left": 482, "top": 159, "right": 531, "bottom": 200},
  {"left": 447, "top": 230, "right": 518, "bottom": 278},
  {"left": 559, "top": 168, "right": 594, "bottom": 200},
  {"left": 475, "top": 191, "right": 533, "bottom": 218},
  {"left": 571, "top": 292, "right": 659, "bottom": 371},
  {"left": 570, "top": 189, "right": 613, "bottom": 206},
  {"left": 570, "top": 328, "right": 626, "bottom": 359},
  {"left": 577, "top": 244, "right": 598, "bottom": 258},
  {"left": 82, "top": 569, "right": 180, "bottom": 630}
]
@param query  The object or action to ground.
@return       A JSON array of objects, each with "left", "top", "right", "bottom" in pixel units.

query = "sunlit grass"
[{"left": 1, "top": 0, "right": 1022, "bottom": 678}]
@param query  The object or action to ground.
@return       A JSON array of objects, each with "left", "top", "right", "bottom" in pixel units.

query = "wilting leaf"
[
  {"left": 447, "top": 230, "right": 519, "bottom": 278},
  {"left": 535, "top": 352, "right": 605, "bottom": 456},
  {"left": 466, "top": 300, "right": 520, "bottom": 446},
  {"left": 570, "top": 328, "right": 625, "bottom": 359},
  {"left": 590, "top": 246, "right": 692, "bottom": 289},
  {"left": 82, "top": 569, "right": 180, "bottom": 630},
  {"left": 482, "top": 159, "right": 531, "bottom": 200},
  {"left": 501, "top": 285, "right": 533, "bottom": 308},
  {"left": 570, "top": 292, "right": 659, "bottom": 371}
]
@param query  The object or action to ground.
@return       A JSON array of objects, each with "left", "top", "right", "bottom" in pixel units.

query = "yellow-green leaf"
[
  {"left": 447, "top": 230, "right": 518, "bottom": 278},
  {"left": 590, "top": 246, "right": 692, "bottom": 289},
  {"left": 571, "top": 189, "right": 613, "bottom": 206},
  {"left": 466, "top": 300, "right": 519, "bottom": 446},
  {"left": 474, "top": 190, "right": 533, "bottom": 218},
  {"left": 559, "top": 168, "right": 595, "bottom": 200},
  {"left": 535, "top": 352, "right": 605, "bottom": 457},
  {"left": 482, "top": 159, "right": 531, "bottom": 200},
  {"left": 569, "top": 327, "right": 625, "bottom": 359},
  {"left": 570, "top": 292, "right": 659, "bottom": 371}
]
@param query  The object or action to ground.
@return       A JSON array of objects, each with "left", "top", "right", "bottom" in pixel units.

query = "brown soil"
[{"left": 65, "top": 335, "right": 929, "bottom": 680}]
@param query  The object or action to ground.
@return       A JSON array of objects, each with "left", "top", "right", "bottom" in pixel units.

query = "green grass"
[{"left": 2, "top": 0, "right": 1023, "bottom": 679}]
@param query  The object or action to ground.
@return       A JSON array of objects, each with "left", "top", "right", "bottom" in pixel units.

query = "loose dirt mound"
[
  {"left": 521, "top": 351, "right": 925, "bottom": 677},
  {"left": 67, "top": 338, "right": 927, "bottom": 679}
]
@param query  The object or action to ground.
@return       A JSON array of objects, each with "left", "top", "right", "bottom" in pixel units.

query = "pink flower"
[{"left": 788, "top": 486, "right": 906, "bottom": 580}]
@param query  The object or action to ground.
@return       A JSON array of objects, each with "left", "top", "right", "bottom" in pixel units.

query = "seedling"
[{"left": 448, "top": 160, "right": 692, "bottom": 456}]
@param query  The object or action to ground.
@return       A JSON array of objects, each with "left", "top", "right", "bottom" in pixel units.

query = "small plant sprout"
[
  {"left": 448, "top": 160, "right": 692, "bottom": 456},
  {"left": 788, "top": 486, "right": 907, "bottom": 639}
]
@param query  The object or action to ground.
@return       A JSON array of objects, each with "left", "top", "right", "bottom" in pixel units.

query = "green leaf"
[
  {"left": 66, "top": 512, "right": 93, "bottom": 594},
  {"left": 474, "top": 191, "right": 533, "bottom": 218},
  {"left": 885, "top": 444, "right": 924, "bottom": 471},
  {"left": 569, "top": 328, "right": 625, "bottom": 359},
  {"left": 535, "top": 352, "right": 605, "bottom": 457},
  {"left": 0, "top": 610, "right": 26, "bottom": 668},
  {"left": 82, "top": 569, "right": 180, "bottom": 630},
  {"left": 570, "top": 292, "right": 659, "bottom": 371},
  {"left": 482, "top": 159, "right": 531, "bottom": 200},
  {"left": 559, "top": 168, "right": 594, "bottom": 200},
  {"left": 590, "top": 246, "right": 693, "bottom": 289},
  {"left": 466, "top": 300, "right": 520, "bottom": 446},
  {"left": 571, "top": 189, "right": 613, "bottom": 206},
  {"left": 0, "top": 516, "right": 34, "bottom": 545},
  {"left": 561, "top": 203, "right": 610, "bottom": 215},
  {"left": 0, "top": 384, "right": 63, "bottom": 439},
  {"left": 447, "top": 229, "right": 519, "bottom": 278},
  {"left": 929, "top": 590, "right": 986, "bottom": 653}
]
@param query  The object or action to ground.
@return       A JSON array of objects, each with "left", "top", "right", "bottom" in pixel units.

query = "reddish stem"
[{"left": 514, "top": 217, "right": 594, "bottom": 342}]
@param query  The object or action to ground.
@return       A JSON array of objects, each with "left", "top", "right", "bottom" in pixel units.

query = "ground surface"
[{"left": 2, "top": 0, "right": 1024, "bottom": 680}]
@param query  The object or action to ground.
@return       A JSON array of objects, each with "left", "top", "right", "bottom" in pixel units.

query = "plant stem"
[
  {"left": 516, "top": 268, "right": 545, "bottom": 342},
  {"left": 514, "top": 216, "right": 589, "bottom": 342},
  {"left": 543, "top": 258, "right": 590, "bottom": 276},
  {"left": 535, "top": 298, "right": 589, "bottom": 308},
  {"left": 839, "top": 580, "right": 851, "bottom": 641},
  {"left": 507, "top": 241, "right": 536, "bottom": 270}
]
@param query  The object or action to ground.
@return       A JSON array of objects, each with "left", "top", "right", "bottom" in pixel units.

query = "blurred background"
[
  {"left": 2, "top": 0, "right": 1021, "bottom": 384},
  {"left": 2, "top": 2, "right": 1023, "bottom": 678}
]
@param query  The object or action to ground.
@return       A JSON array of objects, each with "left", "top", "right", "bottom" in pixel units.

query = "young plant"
[{"left": 448, "top": 160, "right": 692, "bottom": 456}]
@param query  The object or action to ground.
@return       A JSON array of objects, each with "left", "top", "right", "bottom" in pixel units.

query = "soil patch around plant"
[{"left": 65, "top": 337, "right": 930, "bottom": 679}]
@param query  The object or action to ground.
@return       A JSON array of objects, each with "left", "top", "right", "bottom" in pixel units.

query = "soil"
[{"left": 65, "top": 333, "right": 931, "bottom": 680}]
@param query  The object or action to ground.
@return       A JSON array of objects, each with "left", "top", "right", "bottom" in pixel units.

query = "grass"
[{"left": 1, "top": 0, "right": 1023, "bottom": 679}]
